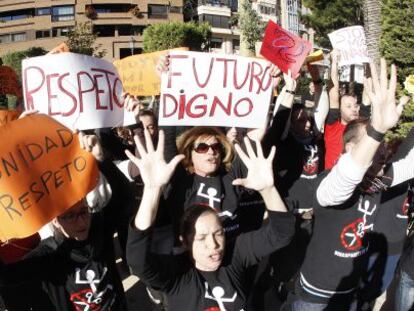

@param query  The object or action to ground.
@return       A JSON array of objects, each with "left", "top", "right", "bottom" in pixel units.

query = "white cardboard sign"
[
  {"left": 159, "top": 51, "right": 273, "bottom": 128},
  {"left": 328, "top": 26, "right": 370, "bottom": 66},
  {"left": 22, "top": 53, "right": 135, "bottom": 130}
]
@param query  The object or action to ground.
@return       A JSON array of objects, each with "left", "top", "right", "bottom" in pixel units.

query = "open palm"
[
  {"left": 232, "top": 138, "right": 275, "bottom": 192},
  {"left": 126, "top": 130, "right": 184, "bottom": 188}
]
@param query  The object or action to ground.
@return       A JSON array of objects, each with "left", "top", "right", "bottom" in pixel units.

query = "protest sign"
[
  {"left": 159, "top": 51, "right": 273, "bottom": 128},
  {"left": 0, "top": 66, "right": 22, "bottom": 98},
  {"left": 48, "top": 42, "right": 70, "bottom": 54},
  {"left": 328, "top": 26, "right": 369, "bottom": 66},
  {"left": 0, "top": 114, "right": 99, "bottom": 241},
  {"left": 260, "top": 20, "right": 312, "bottom": 78},
  {"left": 114, "top": 47, "right": 188, "bottom": 96},
  {"left": 22, "top": 52, "right": 135, "bottom": 130},
  {"left": 0, "top": 109, "right": 21, "bottom": 126}
]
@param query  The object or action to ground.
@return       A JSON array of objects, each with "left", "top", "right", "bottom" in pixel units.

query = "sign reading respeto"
[
  {"left": 158, "top": 51, "right": 274, "bottom": 128},
  {"left": 22, "top": 53, "right": 135, "bottom": 130},
  {"left": 0, "top": 114, "right": 99, "bottom": 241},
  {"left": 328, "top": 26, "right": 370, "bottom": 66}
]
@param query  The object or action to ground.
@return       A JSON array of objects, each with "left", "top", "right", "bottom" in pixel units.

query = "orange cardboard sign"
[
  {"left": 0, "top": 114, "right": 99, "bottom": 241},
  {"left": 0, "top": 110, "right": 21, "bottom": 126},
  {"left": 0, "top": 66, "right": 22, "bottom": 98},
  {"left": 48, "top": 42, "right": 70, "bottom": 54},
  {"left": 114, "top": 47, "right": 188, "bottom": 96}
]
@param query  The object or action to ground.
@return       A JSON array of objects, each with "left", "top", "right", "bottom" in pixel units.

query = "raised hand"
[
  {"left": 283, "top": 69, "right": 296, "bottom": 92},
  {"left": 123, "top": 92, "right": 141, "bottom": 119},
  {"left": 125, "top": 129, "right": 184, "bottom": 189},
  {"left": 232, "top": 137, "right": 276, "bottom": 192},
  {"left": 368, "top": 58, "right": 409, "bottom": 133},
  {"left": 78, "top": 131, "right": 104, "bottom": 162},
  {"left": 155, "top": 54, "right": 170, "bottom": 77}
]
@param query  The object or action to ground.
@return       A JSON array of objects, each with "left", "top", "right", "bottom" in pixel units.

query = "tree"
[
  {"left": 66, "top": 22, "right": 106, "bottom": 57},
  {"left": 2, "top": 47, "right": 47, "bottom": 81},
  {"left": 381, "top": 0, "right": 414, "bottom": 140},
  {"left": 238, "top": 0, "right": 265, "bottom": 56},
  {"left": 142, "top": 21, "right": 211, "bottom": 53},
  {"left": 301, "top": 0, "right": 363, "bottom": 48}
]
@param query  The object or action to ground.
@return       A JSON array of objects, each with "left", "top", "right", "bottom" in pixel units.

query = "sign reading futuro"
[{"left": 159, "top": 51, "right": 273, "bottom": 128}]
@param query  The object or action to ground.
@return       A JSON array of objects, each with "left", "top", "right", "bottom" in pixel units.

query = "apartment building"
[{"left": 0, "top": 0, "right": 183, "bottom": 61}]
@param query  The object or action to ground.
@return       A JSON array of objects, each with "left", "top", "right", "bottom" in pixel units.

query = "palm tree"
[{"left": 363, "top": 0, "right": 381, "bottom": 65}]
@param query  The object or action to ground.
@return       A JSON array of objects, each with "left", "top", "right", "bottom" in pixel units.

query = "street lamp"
[{"left": 129, "top": 36, "right": 135, "bottom": 55}]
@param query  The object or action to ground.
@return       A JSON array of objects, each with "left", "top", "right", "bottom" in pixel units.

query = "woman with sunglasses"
[{"left": 126, "top": 129, "right": 295, "bottom": 311}]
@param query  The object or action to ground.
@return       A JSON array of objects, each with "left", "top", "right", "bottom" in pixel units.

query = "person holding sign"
[
  {"left": 0, "top": 131, "right": 133, "bottom": 311},
  {"left": 126, "top": 129, "right": 295, "bottom": 311},
  {"left": 324, "top": 50, "right": 364, "bottom": 170}
]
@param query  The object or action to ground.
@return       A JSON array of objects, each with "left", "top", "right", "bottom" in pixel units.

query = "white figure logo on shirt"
[
  {"left": 197, "top": 183, "right": 221, "bottom": 208},
  {"left": 204, "top": 282, "right": 237, "bottom": 311}
]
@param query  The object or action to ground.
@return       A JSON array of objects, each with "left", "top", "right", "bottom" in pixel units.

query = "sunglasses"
[{"left": 193, "top": 142, "right": 223, "bottom": 154}]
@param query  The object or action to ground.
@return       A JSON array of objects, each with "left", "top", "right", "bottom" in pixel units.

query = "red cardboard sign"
[{"left": 260, "top": 21, "right": 312, "bottom": 78}]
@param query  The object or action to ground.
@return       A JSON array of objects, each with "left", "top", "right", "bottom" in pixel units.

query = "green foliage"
[
  {"left": 239, "top": 0, "right": 265, "bottom": 52},
  {"left": 301, "top": 0, "right": 363, "bottom": 48},
  {"left": 66, "top": 22, "right": 106, "bottom": 58},
  {"left": 381, "top": 0, "right": 414, "bottom": 139},
  {"left": 142, "top": 21, "right": 211, "bottom": 52},
  {"left": 2, "top": 47, "right": 47, "bottom": 80}
]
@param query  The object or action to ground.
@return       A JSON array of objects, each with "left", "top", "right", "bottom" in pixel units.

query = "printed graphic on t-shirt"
[
  {"left": 302, "top": 145, "right": 319, "bottom": 178},
  {"left": 69, "top": 267, "right": 116, "bottom": 311},
  {"left": 203, "top": 282, "right": 244, "bottom": 311},
  {"left": 397, "top": 196, "right": 410, "bottom": 219},
  {"left": 335, "top": 197, "right": 376, "bottom": 258},
  {"left": 197, "top": 183, "right": 222, "bottom": 210}
]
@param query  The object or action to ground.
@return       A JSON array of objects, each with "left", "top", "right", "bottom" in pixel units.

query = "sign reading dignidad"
[
  {"left": 159, "top": 51, "right": 273, "bottom": 128},
  {"left": 22, "top": 53, "right": 135, "bottom": 130},
  {"left": 0, "top": 114, "right": 99, "bottom": 241}
]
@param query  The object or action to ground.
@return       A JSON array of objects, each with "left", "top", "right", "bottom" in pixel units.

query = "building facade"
[{"left": 0, "top": 0, "right": 183, "bottom": 61}]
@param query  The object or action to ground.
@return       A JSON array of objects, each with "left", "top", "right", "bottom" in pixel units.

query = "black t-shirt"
[
  {"left": 300, "top": 168, "right": 410, "bottom": 303},
  {"left": 127, "top": 211, "right": 295, "bottom": 311}
]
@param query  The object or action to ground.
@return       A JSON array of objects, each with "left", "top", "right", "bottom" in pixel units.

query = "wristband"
[
  {"left": 285, "top": 89, "right": 295, "bottom": 95},
  {"left": 367, "top": 124, "right": 385, "bottom": 142}
]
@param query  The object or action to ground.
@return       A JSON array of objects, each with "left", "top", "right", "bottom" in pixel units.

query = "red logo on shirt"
[
  {"left": 340, "top": 218, "right": 365, "bottom": 251},
  {"left": 70, "top": 289, "right": 102, "bottom": 311}
]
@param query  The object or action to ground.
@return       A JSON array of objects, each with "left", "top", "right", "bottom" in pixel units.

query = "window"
[
  {"left": 0, "top": 9, "right": 34, "bottom": 21},
  {"left": 210, "top": 37, "right": 223, "bottom": 49},
  {"left": 94, "top": 25, "right": 115, "bottom": 37},
  {"left": 148, "top": 4, "right": 168, "bottom": 18},
  {"left": 233, "top": 39, "right": 240, "bottom": 50},
  {"left": 51, "top": 6, "right": 74, "bottom": 21},
  {"left": 202, "top": 14, "right": 230, "bottom": 29},
  {"left": 118, "top": 25, "right": 132, "bottom": 36},
  {"left": 259, "top": 5, "right": 276, "bottom": 15},
  {"left": 36, "top": 8, "right": 51, "bottom": 16},
  {"left": 52, "top": 27, "right": 72, "bottom": 37},
  {"left": 93, "top": 4, "right": 131, "bottom": 13},
  {"left": 169, "top": 6, "right": 182, "bottom": 13},
  {"left": 36, "top": 30, "right": 51, "bottom": 38},
  {"left": 0, "top": 32, "right": 27, "bottom": 43}
]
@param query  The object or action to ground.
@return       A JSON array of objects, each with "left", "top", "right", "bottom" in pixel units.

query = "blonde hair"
[{"left": 177, "top": 127, "right": 234, "bottom": 174}]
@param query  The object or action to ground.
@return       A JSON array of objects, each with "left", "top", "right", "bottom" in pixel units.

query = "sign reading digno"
[
  {"left": 159, "top": 51, "right": 273, "bottom": 128},
  {"left": 0, "top": 114, "right": 99, "bottom": 241},
  {"left": 22, "top": 53, "right": 135, "bottom": 130}
]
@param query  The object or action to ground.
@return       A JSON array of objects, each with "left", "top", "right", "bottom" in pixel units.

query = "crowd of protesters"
[{"left": 0, "top": 45, "right": 413, "bottom": 311}]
